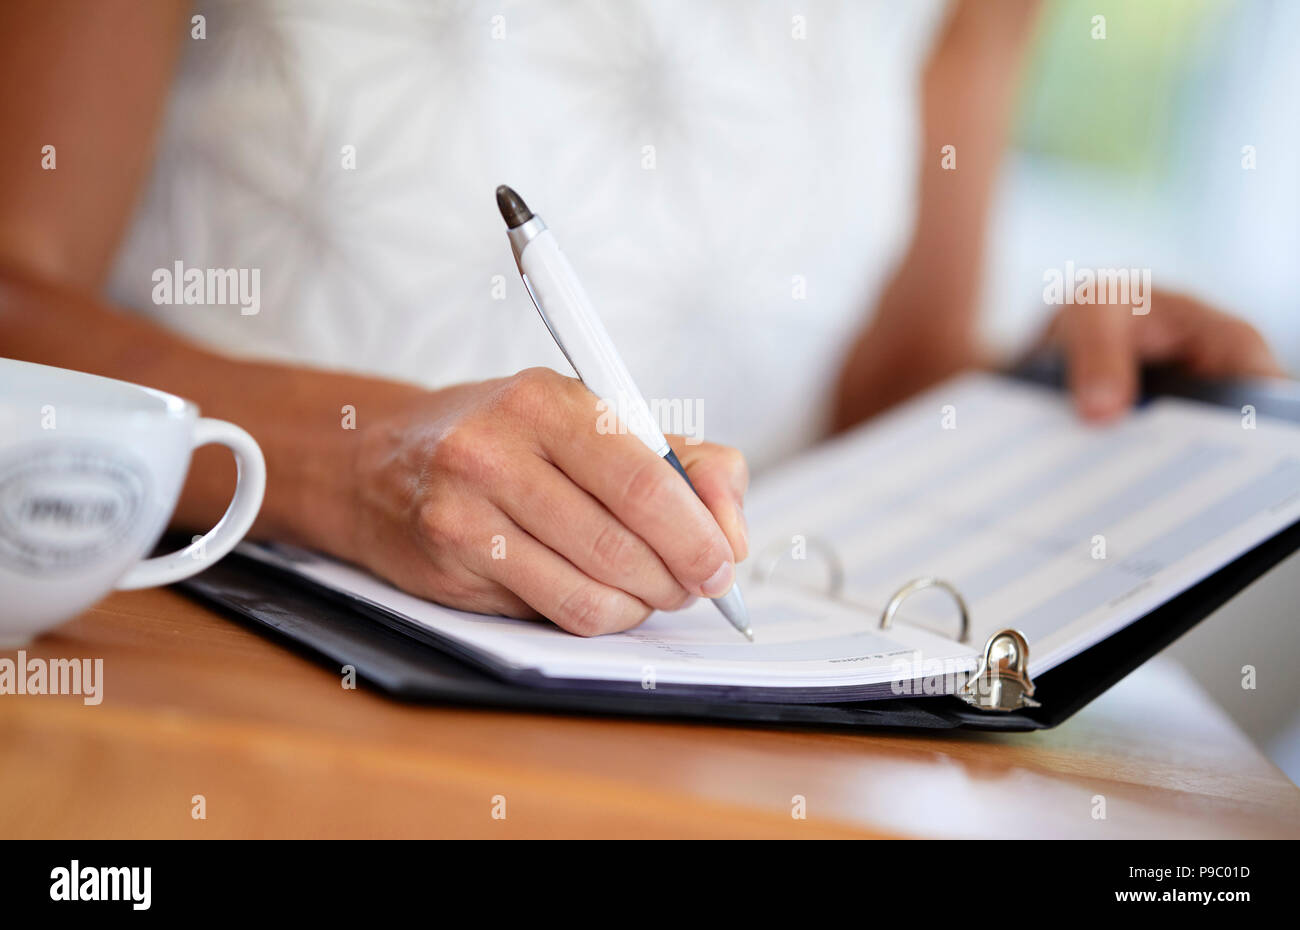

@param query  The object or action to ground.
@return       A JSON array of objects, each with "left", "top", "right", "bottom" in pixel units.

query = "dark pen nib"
[{"left": 495, "top": 185, "right": 534, "bottom": 229}]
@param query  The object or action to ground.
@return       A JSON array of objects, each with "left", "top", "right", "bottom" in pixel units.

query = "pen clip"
[{"left": 520, "top": 271, "right": 581, "bottom": 376}]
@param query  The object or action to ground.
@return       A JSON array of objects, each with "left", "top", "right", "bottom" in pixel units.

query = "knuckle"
[
  {"left": 1233, "top": 320, "right": 1266, "bottom": 347},
  {"left": 416, "top": 494, "right": 489, "bottom": 559},
  {"left": 589, "top": 521, "right": 639, "bottom": 578},
  {"left": 430, "top": 425, "right": 480, "bottom": 476},
  {"left": 515, "top": 366, "right": 555, "bottom": 391},
  {"left": 432, "top": 424, "right": 507, "bottom": 487},
  {"left": 555, "top": 584, "right": 616, "bottom": 637},
  {"left": 685, "top": 536, "right": 729, "bottom": 582},
  {"left": 495, "top": 368, "right": 547, "bottom": 416},
  {"left": 495, "top": 367, "right": 575, "bottom": 432},
  {"left": 509, "top": 366, "right": 552, "bottom": 392},
  {"left": 620, "top": 456, "right": 673, "bottom": 515},
  {"left": 521, "top": 367, "right": 572, "bottom": 402},
  {"left": 416, "top": 499, "right": 461, "bottom": 552},
  {"left": 551, "top": 368, "right": 588, "bottom": 398},
  {"left": 462, "top": 589, "right": 530, "bottom": 619},
  {"left": 469, "top": 443, "right": 509, "bottom": 487},
  {"left": 619, "top": 602, "right": 654, "bottom": 632},
  {"left": 426, "top": 570, "right": 483, "bottom": 609},
  {"left": 718, "top": 445, "right": 749, "bottom": 490},
  {"left": 649, "top": 585, "right": 693, "bottom": 612},
  {"left": 553, "top": 376, "right": 598, "bottom": 435}
]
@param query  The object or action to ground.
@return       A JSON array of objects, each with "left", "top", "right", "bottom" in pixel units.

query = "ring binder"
[
  {"left": 755, "top": 542, "right": 1043, "bottom": 713},
  {"left": 754, "top": 541, "right": 1043, "bottom": 713},
  {"left": 880, "top": 578, "right": 1040, "bottom": 712}
]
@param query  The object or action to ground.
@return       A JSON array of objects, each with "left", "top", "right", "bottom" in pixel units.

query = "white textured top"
[{"left": 108, "top": 0, "right": 948, "bottom": 470}]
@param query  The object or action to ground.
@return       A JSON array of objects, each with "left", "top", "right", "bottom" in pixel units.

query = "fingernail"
[
  {"left": 1080, "top": 382, "right": 1123, "bottom": 418},
  {"left": 701, "top": 561, "right": 735, "bottom": 598}
]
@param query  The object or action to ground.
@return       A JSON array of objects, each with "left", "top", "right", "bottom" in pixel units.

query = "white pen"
[{"left": 496, "top": 185, "right": 753, "bottom": 641}]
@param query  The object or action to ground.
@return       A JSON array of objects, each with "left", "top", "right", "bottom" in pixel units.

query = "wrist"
[
  {"left": 833, "top": 319, "right": 987, "bottom": 431},
  {"left": 254, "top": 413, "right": 363, "bottom": 560},
  {"left": 175, "top": 359, "right": 426, "bottom": 565}
]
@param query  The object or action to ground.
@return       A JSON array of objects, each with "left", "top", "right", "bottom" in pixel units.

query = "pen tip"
[
  {"left": 742, "top": 628, "right": 754, "bottom": 642},
  {"left": 495, "top": 185, "right": 534, "bottom": 229}
]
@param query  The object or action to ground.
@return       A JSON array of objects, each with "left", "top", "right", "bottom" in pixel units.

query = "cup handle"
[{"left": 115, "top": 418, "right": 267, "bottom": 590}]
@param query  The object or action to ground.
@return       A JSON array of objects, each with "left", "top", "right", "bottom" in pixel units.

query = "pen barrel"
[{"left": 518, "top": 230, "right": 670, "bottom": 456}]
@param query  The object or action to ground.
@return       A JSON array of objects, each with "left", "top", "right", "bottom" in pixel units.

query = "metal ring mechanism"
[
  {"left": 878, "top": 576, "right": 971, "bottom": 644},
  {"left": 749, "top": 535, "right": 845, "bottom": 599}
]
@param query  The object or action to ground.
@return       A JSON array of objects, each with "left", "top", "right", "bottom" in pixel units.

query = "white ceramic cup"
[{"left": 0, "top": 358, "right": 266, "bottom": 646}]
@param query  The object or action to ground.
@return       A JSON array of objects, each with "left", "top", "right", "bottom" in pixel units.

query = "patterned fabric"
[{"left": 108, "top": 0, "right": 948, "bottom": 469}]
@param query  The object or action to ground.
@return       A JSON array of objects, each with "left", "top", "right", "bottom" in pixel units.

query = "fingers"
[
  {"left": 474, "top": 518, "right": 654, "bottom": 636},
  {"left": 1061, "top": 303, "right": 1136, "bottom": 422},
  {"left": 491, "top": 453, "right": 691, "bottom": 611},
  {"left": 1049, "top": 293, "right": 1285, "bottom": 424},
  {"left": 405, "top": 368, "right": 751, "bottom": 633},
  {"left": 668, "top": 436, "right": 749, "bottom": 563},
  {"left": 532, "top": 375, "right": 741, "bottom": 600},
  {"left": 1192, "top": 319, "right": 1284, "bottom": 378},
  {"left": 1143, "top": 295, "right": 1284, "bottom": 379},
  {"left": 552, "top": 431, "right": 739, "bottom": 598}
]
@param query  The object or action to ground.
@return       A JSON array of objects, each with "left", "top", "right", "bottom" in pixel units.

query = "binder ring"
[
  {"left": 879, "top": 577, "right": 971, "bottom": 644},
  {"left": 750, "top": 535, "right": 844, "bottom": 598}
]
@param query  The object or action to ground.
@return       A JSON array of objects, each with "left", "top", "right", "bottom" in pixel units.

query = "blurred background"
[
  {"left": 987, "top": 0, "right": 1298, "bottom": 366},
  {"left": 989, "top": 0, "right": 1299, "bottom": 780}
]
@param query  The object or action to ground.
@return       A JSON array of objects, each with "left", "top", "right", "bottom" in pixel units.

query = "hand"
[
  {"left": 345, "top": 368, "right": 748, "bottom": 636},
  {"left": 1042, "top": 291, "right": 1284, "bottom": 421}
]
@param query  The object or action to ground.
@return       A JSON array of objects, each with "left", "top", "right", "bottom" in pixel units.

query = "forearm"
[
  {"left": 832, "top": 259, "right": 993, "bottom": 430},
  {"left": 0, "top": 266, "right": 426, "bottom": 559},
  {"left": 832, "top": 0, "right": 1040, "bottom": 429}
]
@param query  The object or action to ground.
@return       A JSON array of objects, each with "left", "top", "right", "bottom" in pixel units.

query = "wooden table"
[{"left": 1, "top": 588, "right": 1296, "bottom": 839}]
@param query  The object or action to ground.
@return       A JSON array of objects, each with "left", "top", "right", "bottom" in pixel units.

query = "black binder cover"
[{"left": 177, "top": 364, "right": 1300, "bottom": 732}]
